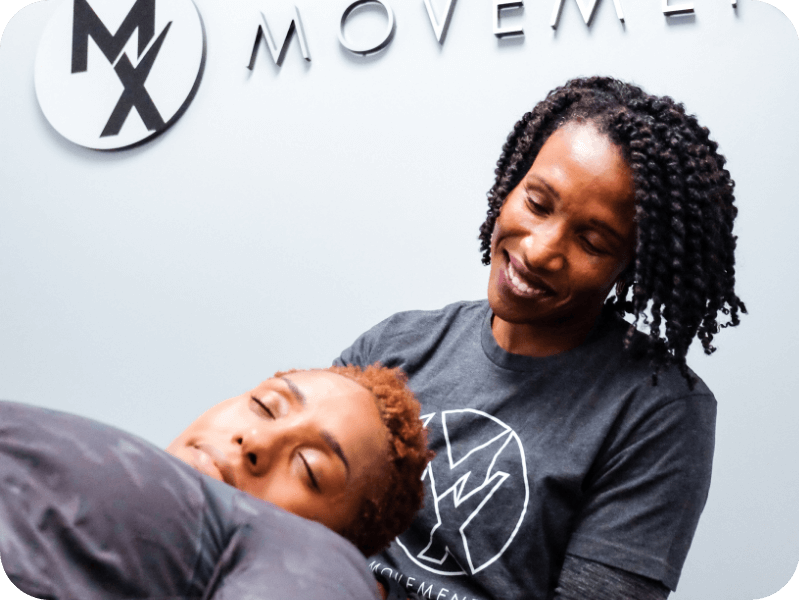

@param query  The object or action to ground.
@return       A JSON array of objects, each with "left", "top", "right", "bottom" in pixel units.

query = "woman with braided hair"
[{"left": 337, "top": 76, "right": 745, "bottom": 600}]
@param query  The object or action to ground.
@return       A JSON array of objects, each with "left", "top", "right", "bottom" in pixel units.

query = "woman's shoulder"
[
  {"left": 335, "top": 300, "right": 487, "bottom": 368},
  {"left": 595, "top": 311, "right": 716, "bottom": 403},
  {"left": 347, "top": 299, "right": 489, "bottom": 347},
  {"left": 380, "top": 299, "right": 488, "bottom": 328}
]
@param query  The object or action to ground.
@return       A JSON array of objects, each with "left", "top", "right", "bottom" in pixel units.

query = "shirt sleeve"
[
  {"left": 554, "top": 554, "right": 670, "bottom": 600},
  {"left": 333, "top": 317, "right": 388, "bottom": 367},
  {"left": 565, "top": 392, "right": 716, "bottom": 590}
]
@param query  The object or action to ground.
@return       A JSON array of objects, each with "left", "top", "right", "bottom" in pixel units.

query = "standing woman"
[{"left": 336, "top": 77, "right": 745, "bottom": 600}]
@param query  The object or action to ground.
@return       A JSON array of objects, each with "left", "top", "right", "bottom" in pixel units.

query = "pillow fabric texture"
[{"left": 0, "top": 401, "right": 378, "bottom": 600}]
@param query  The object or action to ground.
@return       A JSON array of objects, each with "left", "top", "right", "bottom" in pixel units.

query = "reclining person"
[{"left": 0, "top": 364, "right": 433, "bottom": 600}]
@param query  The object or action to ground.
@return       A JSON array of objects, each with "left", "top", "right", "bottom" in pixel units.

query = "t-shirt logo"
[
  {"left": 397, "top": 409, "right": 529, "bottom": 576},
  {"left": 35, "top": 0, "right": 206, "bottom": 149}
]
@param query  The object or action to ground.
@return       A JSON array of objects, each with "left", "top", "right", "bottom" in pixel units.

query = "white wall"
[{"left": 0, "top": 1, "right": 797, "bottom": 598}]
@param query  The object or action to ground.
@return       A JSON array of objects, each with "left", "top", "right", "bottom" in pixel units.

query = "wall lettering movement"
[
  {"left": 248, "top": 0, "right": 741, "bottom": 68},
  {"left": 32, "top": 0, "right": 742, "bottom": 149}
]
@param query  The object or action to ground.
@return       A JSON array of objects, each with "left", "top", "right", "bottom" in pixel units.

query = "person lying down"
[{"left": 0, "top": 364, "right": 433, "bottom": 600}]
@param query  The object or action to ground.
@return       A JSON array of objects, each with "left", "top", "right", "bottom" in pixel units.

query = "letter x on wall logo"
[{"left": 35, "top": 0, "right": 206, "bottom": 150}]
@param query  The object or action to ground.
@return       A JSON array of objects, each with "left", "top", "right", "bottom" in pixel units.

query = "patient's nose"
[
  {"left": 236, "top": 421, "right": 292, "bottom": 475},
  {"left": 236, "top": 427, "right": 273, "bottom": 474}
]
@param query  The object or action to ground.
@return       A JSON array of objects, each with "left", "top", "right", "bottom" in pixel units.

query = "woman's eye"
[
  {"left": 581, "top": 237, "right": 607, "bottom": 256},
  {"left": 298, "top": 453, "right": 320, "bottom": 492},
  {"left": 525, "top": 197, "right": 548, "bottom": 215},
  {"left": 250, "top": 396, "right": 275, "bottom": 419}
]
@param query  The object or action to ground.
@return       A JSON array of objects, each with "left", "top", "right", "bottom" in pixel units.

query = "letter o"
[{"left": 338, "top": 0, "right": 396, "bottom": 55}]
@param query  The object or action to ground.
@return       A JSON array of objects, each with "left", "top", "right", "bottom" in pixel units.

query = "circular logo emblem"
[
  {"left": 34, "top": 0, "right": 206, "bottom": 150},
  {"left": 397, "top": 410, "right": 529, "bottom": 576}
]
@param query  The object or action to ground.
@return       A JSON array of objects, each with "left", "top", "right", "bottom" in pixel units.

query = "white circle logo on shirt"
[
  {"left": 35, "top": 0, "right": 206, "bottom": 150},
  {"left": 397, "top": 409, "right": 529, "bottom": 576}
]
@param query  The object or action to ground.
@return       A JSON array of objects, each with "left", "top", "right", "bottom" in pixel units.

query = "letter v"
[{"left": 423, "top": 0, "right": 458, "bottom": 44}]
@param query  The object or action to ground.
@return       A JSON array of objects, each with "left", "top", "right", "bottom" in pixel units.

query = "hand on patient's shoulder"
[{"left": 0, "top": 401, "right": 378, "bottom": 600}]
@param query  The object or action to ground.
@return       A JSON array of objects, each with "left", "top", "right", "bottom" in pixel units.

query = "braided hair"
[{"left": 478, "top": 76, "right": 746, "bottom": 385}]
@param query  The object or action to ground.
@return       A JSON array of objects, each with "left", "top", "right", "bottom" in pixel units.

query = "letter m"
[
  {"left": 72, "top": 0, "right": 156, "bottom": 73},
  {"left": 247, "top": 8, "right": 311, "bottom": 69},
  {"left": 550, "top": 0, "right": 625, "bottom": 29}
]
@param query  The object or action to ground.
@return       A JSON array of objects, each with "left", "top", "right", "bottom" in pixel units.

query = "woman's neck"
[{"left": 491, "top": 310, "right": 601, "bottom": 358}]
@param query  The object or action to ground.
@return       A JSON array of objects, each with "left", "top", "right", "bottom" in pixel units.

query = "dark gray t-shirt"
[
  {"left": 335, "top": 300, "right": 715, "bottom": 600},
  {"left": 0, "top": 401, "right": 378, "bottom": 600}
]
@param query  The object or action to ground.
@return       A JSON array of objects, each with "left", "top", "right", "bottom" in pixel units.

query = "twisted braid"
[{"left": 478, "top": 77, "right": 746, "bottom": 385}]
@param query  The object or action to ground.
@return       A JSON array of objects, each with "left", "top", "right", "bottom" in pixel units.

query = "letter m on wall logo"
[{"left": 71, "top": 0, "right": 172, "bottom": 137}]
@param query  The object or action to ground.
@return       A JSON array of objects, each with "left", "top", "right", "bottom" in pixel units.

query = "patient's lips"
[{"left": 191, "top": 443, "right": 237, "bottom": 487}]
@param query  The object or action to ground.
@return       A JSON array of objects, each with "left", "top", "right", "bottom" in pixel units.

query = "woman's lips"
[
  {"left": 503, "top": 254, "right": 555, "bottom": 298},
  {"left": 191, "top": 443, "right": 237, "bottom": 487}
]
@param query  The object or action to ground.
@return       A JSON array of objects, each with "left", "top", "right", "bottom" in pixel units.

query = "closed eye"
[
  {"left": 525, "top": 197, "right": 549, "bottom": 215},
  {"left": 298, "top": 453, "right": 320, "bottom": 491},
  {"left": 250, "top": 395, "right": 275, "bottom": 419},
  {"left": 580, "top": 236, "right": 609, "bottom": 256}
]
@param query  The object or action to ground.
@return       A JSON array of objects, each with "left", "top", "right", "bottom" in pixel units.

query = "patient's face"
[{"left": 166, "top": 370, "right": 388, "bottom": 534}]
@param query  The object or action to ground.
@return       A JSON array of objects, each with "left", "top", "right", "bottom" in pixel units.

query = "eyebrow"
[
  {"left": 279, "top": 376, "right": 351, "bottom": 476},
  {"left": 320, "top": 430, "right": 350, "bottom": 476},
  {"left": 280, "top": 377, "right": 307, "bottom": 406},
  {"left": 527, "top": 174, "right": 560, "bottom": 200}
]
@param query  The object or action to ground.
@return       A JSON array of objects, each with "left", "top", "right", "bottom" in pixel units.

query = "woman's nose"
[
  {"left": 523, "top": 224, "right": 566, "bottom": 272},
  {"left": 236, "top": 423, "right": 285, "bottom": 475}
]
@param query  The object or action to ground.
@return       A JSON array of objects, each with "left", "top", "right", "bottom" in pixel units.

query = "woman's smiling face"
[
  {"left": 488, "top": 122, "right": 637, "bottom": 349},
  {"left": 166, "top": 370, "right": 388, "bottom": 534}
]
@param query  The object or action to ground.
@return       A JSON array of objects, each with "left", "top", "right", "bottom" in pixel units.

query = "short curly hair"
[
  {"left": 479, "top": 76, "right": 746, "bottom": 385},
  {"left": 274, "top": 363, "right": 433, "bottom": 556}
]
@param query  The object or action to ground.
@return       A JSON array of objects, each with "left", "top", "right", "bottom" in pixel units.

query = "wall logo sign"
[
  {"left": 246, "top": 0, "right": 741, "bottom": 71},
  {"left": 35, "top": 0, "right": 206, "bottom": 150}
]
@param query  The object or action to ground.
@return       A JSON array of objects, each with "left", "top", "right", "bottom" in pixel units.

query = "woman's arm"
[{"left": 554, "top": 555, "right": 670, "bottom": 600}]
